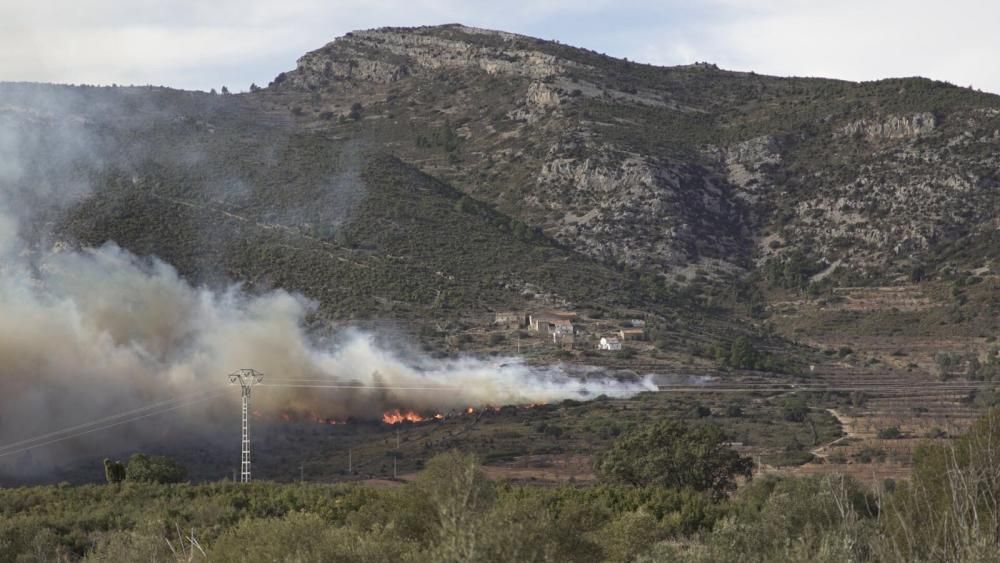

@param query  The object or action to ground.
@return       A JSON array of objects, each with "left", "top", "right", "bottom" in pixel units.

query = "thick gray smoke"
[
  {"left": 0, "top": 237, "right": 655, "bottom": 470},
  {"left": 0, "top": 237, "right": 655, "bottom": 401},
  {"left": 0, "top": 84, "right": 655, "bottom": 474}
]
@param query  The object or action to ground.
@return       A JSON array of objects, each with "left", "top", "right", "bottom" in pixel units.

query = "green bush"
[
  {"left": 125, "top": 454, "right": 187, "bottom": 484},
  {"left": 877, "top": 426, "right": 903, "bottom": 440},
  {"left": 781, "top": 398, "right": 809, "bottom": 423},
  {"left": 594, "top": 420, "right": 753, "bottom": 498},
  {"left": 684, "top": 474, "right": 877, "bottom": 562}
]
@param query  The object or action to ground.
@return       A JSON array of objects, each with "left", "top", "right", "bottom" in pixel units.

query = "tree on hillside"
[
  {"left": 729, "top": 336, "right": 758, "bottom": 369},
  {"left": 103, "top": 458, "right": 126, "bottom": 484},
  {"left": 416, "top": 451, "right": 496, "bottom": 560},
  {"left": 594, "top": 420, "right": 753, "bottom": 498},
  {"left": 782, "top": 397, "right": 809, "bottom": 423},
  {"left": 125, "top": 454, "right": 187, "bottom": 484}
]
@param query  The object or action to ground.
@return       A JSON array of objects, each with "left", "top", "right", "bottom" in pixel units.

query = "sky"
[{"left": 1, "top": 0, "right": 996, "bottom": 94}]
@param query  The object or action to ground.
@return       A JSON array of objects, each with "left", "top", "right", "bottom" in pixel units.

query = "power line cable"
[
  {"left": 0, "top": 374, "right": 982, "bottom": 461},
  {"left": 266, "top": 377, "right": 460, "bottom": 387},
  {"left": 259, "top": 383, "right": 462, "bottom": 390},
  {"left": 0, "top": 387, "right": 226, "bottom": 454},
  {"left": 0, "top": 390, "right": 228, "bottom": 459}
]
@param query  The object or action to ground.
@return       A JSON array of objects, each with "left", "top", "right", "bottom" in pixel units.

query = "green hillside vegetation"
[
  {"left": 6, "top": 411, "right": 1000, "bottom": 562},
  {"left": 57, "top": 148, "right": 653, "bottom": 321}
]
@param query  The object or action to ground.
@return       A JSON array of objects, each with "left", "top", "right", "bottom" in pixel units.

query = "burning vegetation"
[
  {"left": 381, "top": 409, "right": 427, "bottom": 424},
  {"left": 257, "top": 404, "right": 548, "bottom": 426},
  {"left": 380, "top": 403, "right": 546, "bottom": 424}
]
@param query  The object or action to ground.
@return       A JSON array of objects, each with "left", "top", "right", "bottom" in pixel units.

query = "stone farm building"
[
  {"left": 552, "top": 327, "right": 575, "bottom": 350},
  {"left": 619, "top": 328, "right": 645, "bottom": 341},
  {"left": 494, "top": 311, "right": 526, "bottom": 329},
  {"left": 528, "top": 311, "right": 577, "bottom": 334}
]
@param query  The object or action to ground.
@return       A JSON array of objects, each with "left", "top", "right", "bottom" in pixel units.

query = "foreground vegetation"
[{"left": 6, "top": 412, "right": 1000, "bottom": 562}]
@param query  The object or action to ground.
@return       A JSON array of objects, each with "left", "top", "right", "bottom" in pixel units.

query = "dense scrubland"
[{"left": 5, "top": 412, "right": 1000, "bottom": 562}]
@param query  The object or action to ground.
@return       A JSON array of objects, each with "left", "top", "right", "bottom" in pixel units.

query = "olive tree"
[
  {"left": 595, "top": 420, "right": 753, "bottom": 498},
  {"left": 125, "top": 454, "right": 187, "bottom": 484}
]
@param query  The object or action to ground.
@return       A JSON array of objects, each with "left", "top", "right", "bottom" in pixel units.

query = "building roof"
[{"left": 531, "top": 310, "right": 577, "bottom": 321}]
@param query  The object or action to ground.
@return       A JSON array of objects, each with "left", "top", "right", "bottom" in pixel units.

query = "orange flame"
[{"left": 382, "top": 409, "right": 425, "bottom": 424}]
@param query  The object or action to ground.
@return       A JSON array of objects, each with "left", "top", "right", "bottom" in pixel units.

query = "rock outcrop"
[
  {"left": 276, "top": 25, "right": 578, "bottom": 89},
  {"left": 839, "top": 113, "right": 937, "bottom": 140},
  {"left": 535, "top": 146, "right": 748, "bottom": 273}
]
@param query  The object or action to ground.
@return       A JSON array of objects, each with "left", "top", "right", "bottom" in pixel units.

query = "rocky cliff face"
[
  {"left": 535, "top": 147, "right": 748, "bottom": 274},
  {"left": 838, "top": 112, "right": 938, "bottom": 140}
]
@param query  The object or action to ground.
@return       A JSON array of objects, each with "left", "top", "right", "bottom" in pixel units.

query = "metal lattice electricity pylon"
[{"left": 228, "top": 369, "right": 264, "bottom": 483}]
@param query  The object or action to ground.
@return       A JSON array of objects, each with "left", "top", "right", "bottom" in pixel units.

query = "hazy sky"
[{"left": 1, "top": 0, "right": 995, "bottom": 94}]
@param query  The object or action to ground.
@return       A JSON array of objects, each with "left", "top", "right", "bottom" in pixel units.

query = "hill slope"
[
  {"left": 266, "top": 24, "right": 1000, "bottom": 286},
  {"left": 2, "top": 23, "right": 998, "bottom": 338}
]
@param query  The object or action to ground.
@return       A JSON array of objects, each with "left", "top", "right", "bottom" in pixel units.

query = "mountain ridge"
[
  {"left": 2, "top": 24, "right": 998, "bottom": 348},
  {"left": 265, "top": 24, "right": 999, "bottom": 284}
]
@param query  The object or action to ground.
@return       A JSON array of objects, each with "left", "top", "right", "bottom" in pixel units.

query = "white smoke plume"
[
  {"left": 0, "top": 239, "right": 655, "bottom": 467},
  {"left": 0, "top": 84, "right": 656, "bottom": 475}
]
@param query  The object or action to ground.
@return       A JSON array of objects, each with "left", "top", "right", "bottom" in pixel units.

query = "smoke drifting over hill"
[
  {"left": 0, "top": 92, "right": 655, "bottom": 474},
  {"left": 0, "top": 235, "right": 654, "bottom": 472}
]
